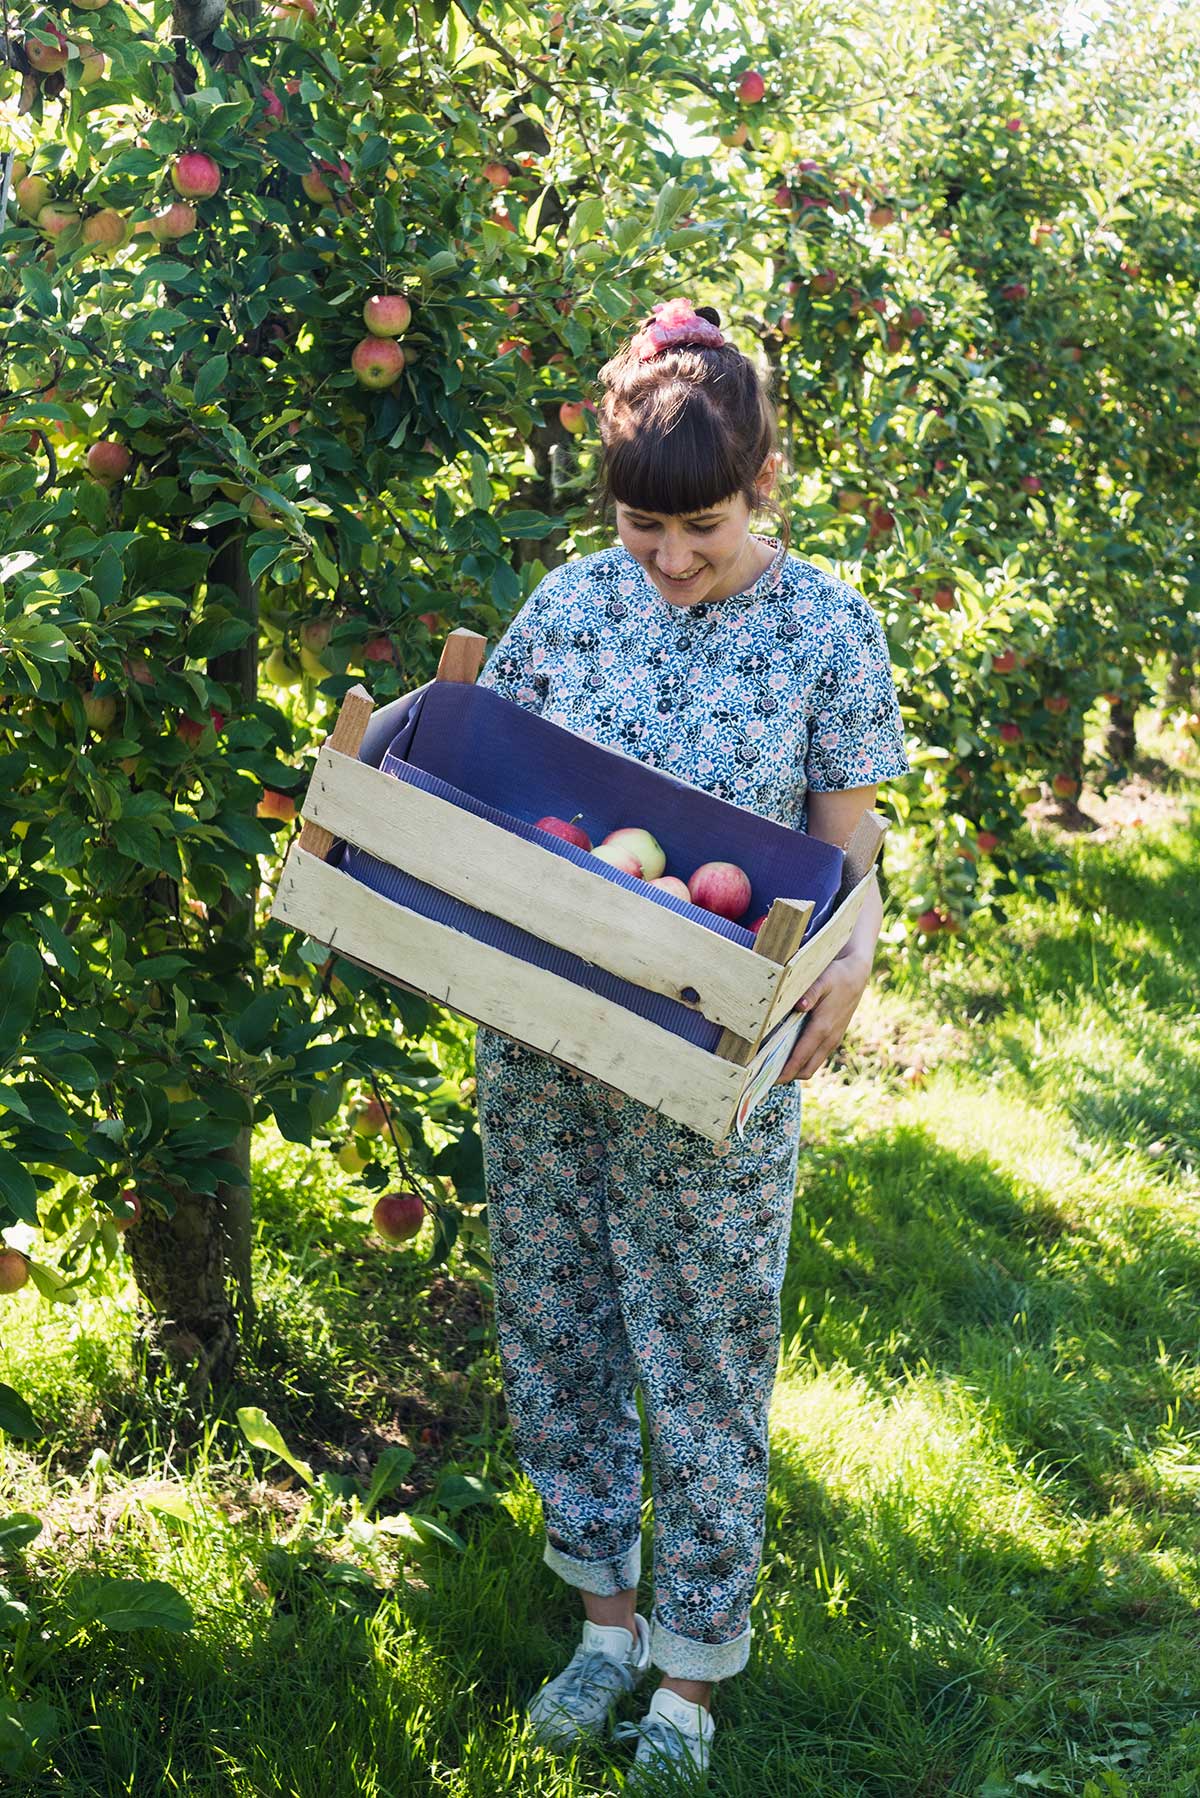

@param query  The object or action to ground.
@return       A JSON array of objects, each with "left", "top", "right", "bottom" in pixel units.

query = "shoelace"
[
  {"left": 613, "top": 1714, "right": 708, "bottom": 1766},
  {"left": 548, "top": 1645, "right": 640, "bottom": 1709}
]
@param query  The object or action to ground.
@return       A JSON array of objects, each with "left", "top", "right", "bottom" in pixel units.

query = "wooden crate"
[{"left": 270, "top": 629, "right": 886, "bottom": 1143}]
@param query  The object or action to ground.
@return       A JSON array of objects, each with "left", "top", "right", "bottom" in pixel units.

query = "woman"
[{"left": 472, "top": 297, "right": 910, "bottom": 1788}]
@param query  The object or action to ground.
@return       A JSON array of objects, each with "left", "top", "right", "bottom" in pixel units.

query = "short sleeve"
[
  {"left": 476, "top": 565, "right": 568, "bottom": 717},
  {"left": 805, "top": 583, "right": 911, "bottom": 792}
]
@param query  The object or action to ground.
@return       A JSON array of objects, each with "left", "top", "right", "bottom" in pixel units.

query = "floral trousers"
[{"left": 473, "top": 1023, "right": 803, "bottom": 1681}]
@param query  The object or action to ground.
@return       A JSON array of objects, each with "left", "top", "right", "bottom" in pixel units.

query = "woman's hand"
[{"left": 774, "top": 954, "right": 871, "bottom": 1084}]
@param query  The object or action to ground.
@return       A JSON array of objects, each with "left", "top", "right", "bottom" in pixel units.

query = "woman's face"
[{"left": 613, "top": 481, "right": 770, "bottom": 609}]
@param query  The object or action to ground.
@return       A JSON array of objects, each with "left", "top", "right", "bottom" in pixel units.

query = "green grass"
[{"left": 2, "top": 729, "right": 1198, "bottom": 1797}]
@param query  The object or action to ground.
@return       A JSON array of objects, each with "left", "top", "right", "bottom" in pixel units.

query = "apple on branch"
[
  {"left": 171, "top": 152, "right": 221, "bottom": 200},
  {"left": 352, "top": 338, "right": 405, "bottom": 389},
  {"left": 0, "top": 1250, "right": 30, "bottom": 1295},
  {"left": 373, "top": 1192, "right": 425, "bottom": 1242},
  {"left": 85, "top": 440, "right": 131, "bottom": 485},
  {"left": 362, "top": 293, "right": 412, "bottom": 338},
  {"left": 257, "top": 789, "right": 297, "bottom": 821}
]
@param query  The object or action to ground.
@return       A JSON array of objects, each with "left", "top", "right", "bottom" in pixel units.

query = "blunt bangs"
[{"left": 602, "top": 387, "right": 748, "bottom": 519}]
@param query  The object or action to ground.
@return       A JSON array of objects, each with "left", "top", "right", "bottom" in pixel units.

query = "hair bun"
[{"left": 694, "top": 306, "right": 722, "bottom": 328}]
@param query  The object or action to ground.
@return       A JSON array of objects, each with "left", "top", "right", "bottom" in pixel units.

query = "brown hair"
[{"left": 589, "top": 305, "right": 790, "bottom": 551}]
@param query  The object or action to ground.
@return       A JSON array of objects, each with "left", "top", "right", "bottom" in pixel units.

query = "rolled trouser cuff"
[
  {"left": 542, "top": 1534, "right": 642, "bottom": 1595},
  {"left": 650, "top": 1614, "right": 751, "bottom": 1681}
]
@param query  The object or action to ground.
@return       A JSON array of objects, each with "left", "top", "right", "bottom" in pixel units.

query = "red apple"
[
  {"left": 868, "top": 505, "right": 895, "bottom": 535},
  {"left": 1044, "top": 693, "right": 1070, "bottom": 714},
  {"left": 998, "top": 721, "right": 1022, "bottom": 744},
  {"left": 559, "top": 400, "right": 588, "bottom": 434},
  {"left": 774, "top": 184, "right": 795, "bottom": 210},
  {"left": 363, "top": 635, "right": 396, "bottom": 663},
  {"left": 932, "top": 583, "right": 956, "bottom": 611},
  {"left": 1005, "top": 116, "right": 1022, "bottom": 131},
  {"left": 498, "top": 339, "right": 533, "bottom": 364},
  {"left": 113, "top": 1189, "right": 141, "bottom": 1231},
  {"left": 688, "top": 861, "right": 752, "bottom": 920},
  {"left": 417, "top": 611, "right": 442, "bottom": 630},
  {"left": 535, "top": 814, "right": 592, "bottom": 850},
  {"left": 0, "top": 1250, "right": 30, "bottom": 1294},
  {"left": 811, "top": 268, "right": 838, "bottom": 293},
  {"left": 649, "top": 875, "right": 691, "bottom": 902},
  {"left": 868, "top": 203, "right": 895, "bottom": 227},
  {"left": 746, "top": 913, "right": 767, "bottom": 933},
  {"left": 482, "top": 161, "right": 511, "bottom": 189},
  {"left": 25, "top": 25, "right": 68, "bottom": 71},
  {"left": 1019, "top": 474, "right": 1042, "bottom": 493},
  {"left": 82, "top": 209, "right": 131, "bottom": 254},
  {"left": 1001, "top": 282, "right": 1028, "bottom": 301},
  {"left": 602, "top": 828, "right": 666, "bottom": 879},
  {"left": 171, "top": 152, "right": 221, "bottom": 200},
  {"left": 992, "top": 649, "right": 1017, "bottom": 674},
  {"left": 257, "top": 788, "right": 297, "bottom": 821},
  {"left": 176, "top": 714, "right": 204, "bottom": 747},
  {"left": 362, "top": 293, "right": 412, "bottom": 337},
  {"left": 373, "top": 1192, "right": 425, "bottom": 1242},
  {"left": 352, "top": 337, "right": 405, "bottom": 388},
  {"left": 591, "top": 844, "right": 643, "bottom": 876},
  {"left": 1051, "top": 773, "right": 1079, "bottom": 798},
  {"left": 976, "top": 831, "right": 999, "bottom": 854},
  {"left": 737, "top": 69, "right": 765, "bottom": 103},
  {"left": 915, "top": 909, "right": 944, "bottom": 934},
  {"left": 86, "top": 440, "right": 131, "bottom": 485}
]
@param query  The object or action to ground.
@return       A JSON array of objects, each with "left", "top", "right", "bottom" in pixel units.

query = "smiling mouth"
[{"left": 659, "top": 567, "right": 704, "bottom": 583}]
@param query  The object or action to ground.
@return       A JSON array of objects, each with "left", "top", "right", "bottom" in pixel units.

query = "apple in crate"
[
  {"left": 600, "top": 828, "right": 666, "bottom": 879},
  {"left": 373, "top": 1192, "right": 425, "bottom": 1242},
  {"left": 592, "top": 844, "right": 643, "bottom": 876},
  {"left": 747, "top": 914, "right": 767, "bottom": 934},
  {"left": 535, "top": 812, "right": 592, "bottom": 850},
  {"left": 648, "top": 875, "right": 691, "bottom": 902},
  {"left": 688, "top": 861, "right": 752, "bottom": 920}
]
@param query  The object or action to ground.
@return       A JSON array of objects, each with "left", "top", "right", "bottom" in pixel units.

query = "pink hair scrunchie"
[{"left": 632, "top": 298, "right": 726, "bottom": 360}]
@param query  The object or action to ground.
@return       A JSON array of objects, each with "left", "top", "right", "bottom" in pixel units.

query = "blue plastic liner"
[{"left": 334, "top": 681, "right": 845, "bottom": 1050}]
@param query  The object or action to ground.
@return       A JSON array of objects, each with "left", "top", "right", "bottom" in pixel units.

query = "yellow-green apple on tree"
[
  {"left": 0, "top": 1251, "right": 30, "bottom": 1294},
  {"left": 337, "top": 1138, "right": 371, "bottom": 1174},
  {"left": 37, "top": 202, "right": 82, "bottom": 242},
  {"left": 688, "top": 861, "right": 751, "bottom": 919},
  {"left": 147, "top": 203, "right": 197, "bottom": 241},
  {"left": 82, "top": 209, "right": 130, "bottom": 253},
  {"left": 349, "top": 1096, "right": 390, "bottom": 1136},
  {"left": 264, "top": 647, "right": 301, "bottom": 687},
  {"left": 362, "top": 293, "right": 411, "bottom": 337},
  {"left": 25, "top": 25, "right": 69, "bottom": 71},
  {"left": 78, "top": 47, "right": 107, "bottom": 86},
  {"left": 171, "top": 152, "right": 221, "bottom": 200},
  {"left": 558, "top": 401, "right": 590, "bottom": 433},
  {"left": 373, "top": 1192, "right": 425, "bottom": 1242},
  {"left": 719, "top": 122, "right": 748, "bottom": 147},
  {"left": 352, "top": 337, "right": 405, "bottom": 388},
  {"left": 82, "top": 687, "right": 117, "bottom": 731},
  {"left": 302, "top": 158, "right": 351, "bottom": 203},
  {"left": 601, "top": 828, "right": 666, "bottom": 878},
  {"left": 15, "top": 174, "right": 51, "bottom": 217}
]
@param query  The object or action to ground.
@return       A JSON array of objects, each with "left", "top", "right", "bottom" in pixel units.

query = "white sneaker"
[
  {"left": 615, "top": 1686, "right": 715, "bottom": 1790},
  {"left": 527, "top": 1612, "right": 652, "bottom": 1749}
]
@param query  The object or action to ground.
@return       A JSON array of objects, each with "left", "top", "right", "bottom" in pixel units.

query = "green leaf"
[
  {"left": 194, "top": 355, "right": 229, "bottom": 409},
  {"left": 231, "top": 990, "right": 282, "bottom": 1054},
  {"left": 361, "top": 1446, "right": 416, "bottom": 1519},
  {"left": 431, "top": 1472, "right": 498, "bottom": 1515},
  {"left": 236, "top": 1406, "right": 314, "bottom": 1486},
  {"left": 0, "top": 1387, "right": 39, "bottom": 1440},
  {"left": 0, "top": 1151, "right": 39, "bottom": 1227},
  {"left": 469, "top": 453, "right": 491, "bottom": 511},
  {"left": 0, "top": 1513, "right": 43, "bottom": 1553},
  {"left": 0, "top": 943, "right": 42, "bottom": 1057},
  {"left": 77, "top": 1577, "right": 194, "bottom": 1634}
]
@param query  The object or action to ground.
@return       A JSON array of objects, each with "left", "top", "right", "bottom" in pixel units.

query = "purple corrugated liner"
[{"left": 332, "top": 680, "right": 845, "bottom": 1049}]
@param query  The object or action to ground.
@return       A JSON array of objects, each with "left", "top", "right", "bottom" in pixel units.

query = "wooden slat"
[
  {"left": 296, "top": 684, "right": 375, "bottom": 862},
  {"left": 713, "top": 897, "right": 814, "bottom": 1067},
  {"left": 436, "top": 628, "right": 487, "bottom": 684},
  {"left": 769, "top": 871, "right": 877, "bottom": 1024},
  {"left": 270, "top": 844, "right": 747, "bottom": 1141},
  {"left": 838, "top": 809, "right": 887, "bottom": 898},
  {"left": 299, "top": 746, "right": 781, "bottom": 1038}
]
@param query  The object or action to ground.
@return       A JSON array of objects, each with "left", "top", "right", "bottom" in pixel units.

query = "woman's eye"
[{"left": 630, "top": 521, "right": 717, "bottom": 534}]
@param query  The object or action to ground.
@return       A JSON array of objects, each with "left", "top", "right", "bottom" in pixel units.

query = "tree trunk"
[
  {"left": 126, "top": 526, "right": 258, "bottom": 1396},
  {"left": 1103, "top": 698, "right": 1137, "bottom": 765}
]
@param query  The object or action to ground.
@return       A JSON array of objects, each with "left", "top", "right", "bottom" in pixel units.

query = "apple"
[
  {"left": 915, "top": 909, "right": 944, "bottom": 934},
  {"left": 535, "top": 814, "right": 592, "bottom": 850},
  {"left": 591, "top": 844, "right": 643, "bottom": 876},
  {"left": 176, "top": 714, "right": 205, "bottom": 747},
  {"left": 1019, "top": 474, "right": 1042, "bottom": 493},
  {"left": 302, "top": 157, "right": 351, "bottom": 203},
  {"left": 260, "top": 84, "right": 285, "bottom": 124},
  {"left": 78, "top": 46, "right": 107, "bottom": 85},
  {"left": 868, "top": 505, "right": 895, "bottom": 535},
  {"left": 774, "top": 184, "right": 795, "bottom": 210},
  {"left": 737, "top": 69, "right": 765, "bottom": 103},
  {"left": 976, "top": 832, "right": 999, "bottom": 854},
  {"left": 362, "top": 293, "right": 412, "bottom": 337},
  {"left": 300, "top": 617, "right": 333, "bottom": 654},
  {"left": 82, "top": 209, "right": 130, "bottom": 254},
  {"left": 271, "top": 0, "right": 316, "bottom": 18},
  {"left": 36, "top": 202, "right": 81, "bottom": 242},
  {"left": 998, "top": 722, "right": 1022, "bottom": 744},
  {"left": 337, "top": 1138, "right": 371, "bottom": 1174},
  {"left": 1051, "top": 773, "right": 1079, "bottom": 798},
  {"left": 811, "top": 268, "right": 838, "bottom": 294},
  {"left": 746, "top": 913, "right": 767, "bottom": 933},
  {"left": 148, "top": 202, "right": 197, "bottom": 241},
  {"left": 350, "top": 1096, "right": 390, "bottom": 1136},
  {"left": 1044, "top": 693, "right": 1070, "bottom": 714},
  {"left": 868, "top": 203, "right": 895, "bottom": 227},
  {"left": 264, "top": 646, "right": 301, "bottom": 687},
  {"left": 482, "top": 161, "right": 511, "bottom": 189},
  {"left": 688, "top": 861, "right": 752, "bottom": 920},
  {"left": 1001, "top": 282, "right": 1028, "bottom": 301},
  {"left": 83, "top": 687, "right": 118, "bottom": 731},
  {"left": 899, "top": 304, "right": 926, "bottom": 330},
  {"left": 0, "top": 1251, "right": 30, "bottom": 1295},
  {"left": 25, "top": 25, "right": 69, "bottom": 71},
  {"left": 171, "top": 152, "right": 221, "bottom": 200},
  {"left": 417, "top": 610, "right": 442, "bottom": 630},
  {"left": 601, "top": 828, "right": 666, "bottom": 880},
  {"left": 547, "top": 8, "right": 564, "bottom": 40},
  {"left": 836, "top": 490, "right": 866, "bottom": 514},
  {"left": 1005, "top": 115, "right": 1022, "bottom": 131},
  {"left": 363, "top": 635, "right": 396, "bottom": 663},
  {"left": 498, "top": 339, "right": 533, "bottom": 364},
  {"left": 559, "top": 400, "right": 588, "bottom": 434},
  {"left": 932, "top": 583, "right": 956, "bottom": 611},
  {"left": 257, "top": 789, "right": 297, "bottom": 821},
  {"left": 719, "top": 123, "right": 749, "bottom": 148},
  {"left": 15, "top": 174, "right": 51, "bottom": 217},
  {"left": 352, "top": 337, "right": 405, "bottom": 388},
  {"left": 85, "top": 439, "right": 131, "bottom": 485},
  {"left": 373, "top": 1192, "right": 425, "bottom": 1242},
  {"left": 113, "top": 1189, "right": 141, "bottom": 1231},
  {"left": 122, "top": 656, "right": 154, "bottom": 686},
  {"left": 648, "top": 875, "right": 691, "bottom": 902},
  {"left": 1018, "top": 782, "right": 1042, "bottom": 804},
  {"left": 991, "top": 649, "right": 1017, "bottom": 674}
]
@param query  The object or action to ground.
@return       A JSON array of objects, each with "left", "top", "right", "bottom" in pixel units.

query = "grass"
[{"left": 1, "top": 717, "right": 1198, "bottom": 1796}]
